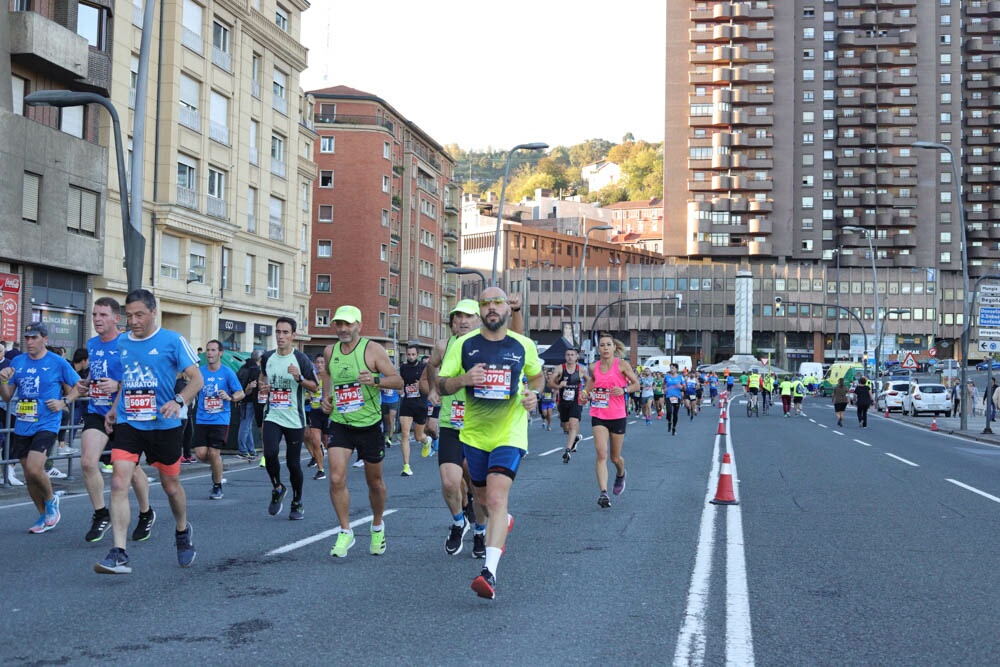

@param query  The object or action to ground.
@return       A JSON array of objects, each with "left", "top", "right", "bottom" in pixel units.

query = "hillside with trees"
[{"left": 444, "top": 135, "right": 663, "bottom": 206}]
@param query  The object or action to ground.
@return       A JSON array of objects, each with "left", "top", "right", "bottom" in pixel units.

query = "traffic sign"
[
  {"left": 928, "top": 347, "right": 937, "bottom": 357},
  {"left": 979, "top": 340, "right": 1000, "bottom": 353},
  {"left": 899, "top": 351, "right": 918, "bottom": 370},
  {"left": 981, "top": 295, "right": 1000, "bottom": 307},
  {"left": 981, "top": 284, "right": 1000, "bottom": 295},
  {"left": 979, "top": 307, "right": 1000, "bottom": 327},
  {"left": 980, "top": 327, "right": 1000, "bottom": 340}
]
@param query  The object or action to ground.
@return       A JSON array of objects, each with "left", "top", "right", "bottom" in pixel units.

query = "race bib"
[
  {"left": 204, "top": 396, "right": 224, "bottom": 414},
  {"left": 562, "top": 388, "right": 576, "bottom": 402},
  {"left": 15, "top": 399, "right": 38, "bottom": 422},
  {"left": 257, "top": 389, "right": 269, "bottom": 404},
  {"left": 474, "top": 365, "right": 512, "bottom": 400},
  {"left": 334, "top": 382, "right": 364, "bottom": 414},
  {"left": 590, "top": 387, "right": 611, "bottom": 409},
  {"left": 427, "top": 403, "right": 435, "bottom": 416},
  {"left": 669, "top": 396, "right": 679, "bottom": 404},
  {"left": 269, "top": 389, "right": 292, "bottom": 410},
  {"left": 89, "top": 380, "right": 112, "bottom": 407},
  {"left": 309, "top": 392, "right": 322, "bottom": 409},
  {"left": 405, "top": 382, "right": 420, "bottom": 399},
  {"left": 449, "top": 400, "right": 465, "bottom": 428},
  {"left": 125, "top": 391, "right": 157, "bottom": 421},
  {"left": 542, "top": 391, "right": 553, "bottom": 402}
]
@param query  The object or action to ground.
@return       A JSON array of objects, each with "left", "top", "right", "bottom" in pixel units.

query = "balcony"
[
  {"left": 269, "top": 220, "right": 284, "bottom": 242},
  {"left": 182, "top": 27, "right": 203, "bottom": 55},
  {"left": 207, "top": 196, "right": 227, "bottom": 220},
  {"left": 442, "top": 281, "right": 457, "bottom": 297},
  {"left": 313, "top": 114, "right": 394, "bottom": 133},
  {"left": 8, "top": 10, "right": 89, "bottom": 80},
  {"left": 442, "top": 223, "right": 458, "bottom": 240},
  {"left": 212, "top": 46, "right": 232, "bottom": 72},
  {"left": 271, "top": 159, "right": 286, "bottom": 179},
  {"left": 177, "top": 186, "right": 197, "bottom": 210},
  {"left": 209, "top": 122, "right": 229, "bottom": 145},
  {"left": 391, "top": 195, "right": 401, "bottom": 210},
  {"left": 180, "top": 106, "right": 200, "bottom": 132},
  {"left": 405, "top": 141, "right": 442, "bottom": 171},
  {"left": 272, "top": 95, "right": 287, "bottom": 116}
]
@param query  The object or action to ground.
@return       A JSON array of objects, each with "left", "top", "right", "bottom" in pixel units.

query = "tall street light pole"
[
  {"left": 490, "top": 142, "right": 548, "bottom": 286},
  {"left": 389, "top": 313, "right": 401, "bottom": 365},
  {"left": 24, "top": 91, "right": 145, "bottom": 292},
  {"left": 844, "top": 225, "right": 879, "bottom": 377},
  {"left": 444, "top": 266, "right": 487, "bottom": 299},
  {"left": 574, "top": 225, "right": 613, "bottom": 349},
  {"left": 913, "top": 140, "right": 971, "bottom": 429}
]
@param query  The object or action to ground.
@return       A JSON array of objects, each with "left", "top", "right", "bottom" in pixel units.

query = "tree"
[{"left": 569, "top": 139, "right": 614, "bottom": 168}]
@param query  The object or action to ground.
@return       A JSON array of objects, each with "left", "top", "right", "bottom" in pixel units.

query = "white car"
[
  {"left": 876, "top": 381, "right": 910, "bottom": 413},
  {"left": 902, "top": 383, "right": 953, "bottom": 417}
]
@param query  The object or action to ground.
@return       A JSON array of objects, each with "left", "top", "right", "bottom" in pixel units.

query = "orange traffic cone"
[
  {"left": 710, "top": 453, "right": 738, "bottom": 505},
  {"left": 884, "top": 406, "right": 889, "bottom": 418},
  {"left": 721, "top": 406, "right": 728, "bottom": 420},
  {"left": 717, "top": 416, "right": 726, "bottom": 435},
  {"left": 931, "top": 417, "right": 938, "bottom": 432}
]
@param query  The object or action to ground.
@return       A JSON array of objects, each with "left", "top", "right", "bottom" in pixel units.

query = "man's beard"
[{"left": 483, "top": 312, "right": 508, "bottom": 332}]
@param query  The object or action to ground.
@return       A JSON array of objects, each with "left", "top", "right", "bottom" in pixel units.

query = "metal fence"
[{"left": 1, "top": 398, "right": 89, "bottom": 487}]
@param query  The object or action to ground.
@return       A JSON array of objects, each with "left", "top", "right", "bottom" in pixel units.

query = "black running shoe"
[
  {"left": 268, "top": 485, "right": 287, "bottom": 516},
  {"left": 598, "top": 492, "right": 611, "bottom": 508},
  {"left": 472, "top": 532, "right": 486, "bottom": 559},
  {"left": 463, "top": 498, "right": 476, "bottom": 526},
  {"left": 562, "top": 450, "right": 571, "bottom": 464},
  {"left": 313, "top": 469, "right": 326, "bottom": 480},
  {"left": 307, "top": 457, "right": 317, "bottom": 468},
  {"left": 471, "top": 567, "right": 496, "bottom": 599},
  {"left": 571, "top": 433, "right": 582, "bottom": 452},
  {"left": 85, "top": 509, "right": 111, "bottom": 543},
  {"left": 289, "top": 501, "right": 304, "bottom": 521},
  {"left": 445, "top": 520, "right": 469, "bottom": 556},
  {"left": 131, "top": 508, "right": 155, "bottom": 542}
]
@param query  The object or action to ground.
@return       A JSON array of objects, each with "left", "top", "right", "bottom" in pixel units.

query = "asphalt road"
[{"left": 1, "top": 395, "right": 998, "bottom": 666}]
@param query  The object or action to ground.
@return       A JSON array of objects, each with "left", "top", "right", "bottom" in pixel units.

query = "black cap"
[{"left": 23, "top": 322, "right": 48, "bottom": 338}]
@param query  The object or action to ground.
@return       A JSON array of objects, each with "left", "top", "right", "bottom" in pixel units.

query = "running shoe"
[
  {"left": 132, "top": 508, "right": 156, "bottom": 542},
  {"left": 352, "top": 459, "right": 365, "bottom": 468},
  {"left": 598, "top": 492, "right": 611, "bottom": 508},
  {"left": 85, "top": 510, "right": 111, "bottom": 542},
  {"left": 369, "top": 527, "right": 386, "bottom": 555},
  {"left": 268, "top": 485, "right": 287, "bottom": 516},
  {"left": 400, "top": 464, "right": 413, "bottom": 477},
  {"left": 613, "top": 470, "right": 627, "bottom": 496},
  {"left": 307, "top": 457, "right": 317, "bottom": 468},
  {"left": 209, "top": 483, "right": 224, "bottom": 500},
  {"left": 47, "top": 467, "right": 67, "bottom": 479},
  {"left": 431, "top": 439, "right": 439, "bottom": 455},
  {"left": 645, "top": 418, "right": 651, "bottom": 425},
  {"left": 313, "top": 469, "right": 327, "bottom": 480},
  {"left": 175, "top": 523, "right": 196, "bottom": 568},
  {"left": 99, "top": 463, "right": 113, "bottom": 474},
  {"left": 259, "top": 455, "right": 266, "bottom": 468},
  {"left": 562, "top": 450, "right": 571, "bottom": 464},
  {"left": 28, "top": 515, "right": 50, "bottom": 534},
  {"left": 571, "top": 433, "right": 582, "bottom": 452},
  {"left": 94, "top": 547, "right": 131, "bottom": 574},
  {"left": 472, "top": 532, "right": 486, "bottom": 559},
  {"left": 289, "top": 502, "right": 304, "bottom": 521},
  {"left": 421, "top": 437, "right": 432, "bottom": 458},
  {"left": 471, "top": 567, "right": 496, "bottom": 599},
  {"left": 445, "top": 519, "right": 469, "bottom": 556},
  {"left": 463, "top": 498, "right": 476, "bottom": 526},
  {"left": 44, "top": 495, "right": 60, "bottom": 528},
  {"left": 330, "top": 529, "right": 355, "bottom": 558}
]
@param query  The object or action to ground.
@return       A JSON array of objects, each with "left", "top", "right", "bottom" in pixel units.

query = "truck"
[
  {"left": 644, "top": 355, "right": 694, "bottom": 373},
  {"left": 819, "top": 362, "right": 865, "bottom": 396}
]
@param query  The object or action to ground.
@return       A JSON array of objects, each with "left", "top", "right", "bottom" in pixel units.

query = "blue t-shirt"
[
  {"left": 87, "top": 334, "right": 124, "bottom": 416},
  {"left": 118, "top": 327, "right": 199, "bottom": 431},
  {"left": 196, "top": 364, "right": 242, "bottom": 425},
  {"left": 685, "top": 378, "right": 697, "bottom": 395},
  {"left": 7, "top": 351, "right": 80, "bottom": 436},
  {"left": 664, "top": 373, "right": 684, "bottom": 400},
  {"left": 380, "top": 384, "right": 399, "bottom": 404},
  {"left": 709, "top": 375, "right": 718, "bottom": 388}
]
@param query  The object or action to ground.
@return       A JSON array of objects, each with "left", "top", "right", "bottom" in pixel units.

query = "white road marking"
[
  {"left": 723, "top": 430, "right": 754, "bottom": 666},
  {"left": 538, "top": 447, "right": 564, "bottom": 457},
  {"left": 884, "top": 453, "right": 919, "bottom": 467},
  {"left": 266, "top": 509, "right": 399, "bottom": 555},
  {"left": 832, "top": 430, "right": 844, "bottom": 436},
  {"left": 853, "top": 439, "right": 872, "bottom": 447},
  {"left": 946, "top": 479, "right": 1000, "bottom": 504},
  {"left": 809, "top": 419, "right": 816, "bottom": 424},
  {"left": 817, "top": 424, "right": 828, "bottom": 429}
]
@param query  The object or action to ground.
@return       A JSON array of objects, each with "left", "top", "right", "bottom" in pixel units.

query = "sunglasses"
[{"left": 479, "top": 297, "right": 507, "bottom": 306}]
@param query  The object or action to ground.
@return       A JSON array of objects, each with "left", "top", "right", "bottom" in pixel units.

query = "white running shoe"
[{"left": 47, "top": 468, "right": 68, "bottom": 479}]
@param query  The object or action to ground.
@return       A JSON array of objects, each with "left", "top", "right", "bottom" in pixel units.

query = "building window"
[
  {"left": 177, "top": 155, "right": 197, "bottom": 190},
  {"left": 315, "top": 309, "right": 330, "bottom": 327},
  {"left": 320, "top": 170, "right": 334, "bottom": 188},
  {"left": 272, "top": 69, "right": 287, "bottom": 114},
  {"left": 267, "top": 261, "right": 282, "bottom": 299},
  {"left": 188, "top": 241, "right": 207, "bottom": 283},
  {"left": 12, "top": 75, "right": 27, "bottom": 115},
  {"left": 221, "top": 247, "right": 231, "bottom": 291},
  {"left": 161, "top": 235, "right": 180, "bottom": 279},
  {"left": 317, "top": 240, "right": 332, "bottom": 258},
  {"left": 209, "top": 91, "right": 229, "bottom": 144},
  {"left": 247, "top": 186, "right": 257, "bottom": 233},
  {"left": 77, "top": 2, "right": 108, "bottom": 49},
  {"left": 22, "top": 172, "right": 40, "bottom": 223},
  {"left": 65, "top": 186, "right": 97, "bottom": 236},
  {"left": 299, "top": 264, "right": 306, "bottom": 293},
  {"left": 207, "top": 168, "right": 226, "bottom": 218},
  {"left": 181, "top": 0, "right": 203, "bottom": 53},
  {"left": 384, "top": 142, "right": 391, "bottom": 160},
  {"left": 379, "top": 278, "right": 387, "bottom": 296},
  {"left": 275, "top": 5, "right": 289, "bottom": 31},
  {"left": 60, "top": 106, "right": 84, "bottom": 138},
  {"left": 380, "top": 244, "right": 388, "bottom": 261},
  {"left": 268, "top": 196, "right": 284, "bottom": 241},
  {"left": 244, "top": 254, "right": 255, "bottom": 294},
  {"left": 128, "top": 56, "right": 139, "bottom": 108},
  {"left": 271, "top": 133, "right": 285, "bottom": 174},
  {"left": 382, "top": 175, "right": 390, "bottom": 193},
  {"left": 212, "top": 20, "right": 231, "bottom": 70},
  {"left": 179, "top": 74, "right": 201, "bottom": 130},
  {"left": 316, "top": 275, "right": 331, "bottom": 292},
  {"left": 251, "top": 53, "right": 261, "bottom": 98},
  {"left": 382, "top": 209, "right": 389, "bottom": 226},
  {"left": 318, "top": 205, "right": 333, "bottom": 222},
  {"left": 320, "top": 136, "right": 335, "bottom": 153}
]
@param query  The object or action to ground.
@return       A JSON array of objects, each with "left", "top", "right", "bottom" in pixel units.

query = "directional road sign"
[
  {"left": 979, "top": 340, "right": 1000, "bottom": 353},
  {"left": 979, "top": 327, "right": 1000, "bottom": 340},
  {"left": 979, "top": 307, "right": 1000, "bottom": 328}
]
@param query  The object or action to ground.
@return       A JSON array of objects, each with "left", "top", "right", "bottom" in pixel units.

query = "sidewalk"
[{"left": 888, "top": 409, "right": 1000, "bottom": 446}]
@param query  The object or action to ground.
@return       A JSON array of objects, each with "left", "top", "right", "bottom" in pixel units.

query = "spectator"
[
  {"left": 967, "top": 381, "right": 980, "bottom": 417},
  {"left": 986, "top": 377, "right": 998, "bottom": 424},
  {"left": 236, "top": 350, "right": 261, "bottom": 459}
]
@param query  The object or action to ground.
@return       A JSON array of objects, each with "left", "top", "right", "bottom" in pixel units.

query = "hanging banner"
[{"left": 0, "top": 273, "right": 22, "bottom": 343}]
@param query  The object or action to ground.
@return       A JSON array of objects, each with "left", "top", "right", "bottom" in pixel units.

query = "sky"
[{"left": 299, "top": 0, "right": 666, "bottom": 151}]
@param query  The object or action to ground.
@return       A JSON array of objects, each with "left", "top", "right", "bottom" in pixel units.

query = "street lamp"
[
  {"left": 832, "top": 246, "right": 843, "bottom": 361},
  {"left": 885, "top": 308, "right": 911, "bottom": 362},
  {"left": 913, "top": 140, "right": 971, "bottom": 429},
  {"left": 24, "top": 91, "right": 145, "bottom": 292},
  {"left": 574, "top": 225, "right": 613, "bottom": 348},
  {"left": 490, "top": 142, "right": 549, "bottom": 286},
  {"left": 444, "top": 267, "right": 487, "bottom": 298},
  {"left": 843, "top": 225, "right": 880, "bottom": 377},
  {"left": 388, "top": 313, "right": 401, "bottom": 364}
]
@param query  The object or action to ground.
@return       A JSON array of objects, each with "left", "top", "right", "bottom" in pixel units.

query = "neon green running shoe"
[
  {"left": 369, "top": 527, "right": 386, "bottom": 555},
  {"left": 330, "top": 530, "right": 355, "bottom": 558},
  {"left": 421, "top": 438, "right": 432, "bottom": 458}
]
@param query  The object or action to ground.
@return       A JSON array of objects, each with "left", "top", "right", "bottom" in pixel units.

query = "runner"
[
  {"left": 779, "top": 376, "right": 794, "bottom": 417},
  {"left": 0, "top": 323, "right": 81, "bottom": 533},
  {"left": 193, "top": 340, "right": 244, "bottom": 500},
  {"left": 258, "top": 317, "right": 318, "bottom": 520},
  {"left": 379, "top": 375, "right": 399, "bottom": 448},
  {"left": 438, "top": 287, "right": 542, "bottom": 599},
  {"left": 424, "top": 395, "right": 441, "bottom": 459},
  {"left": 397, "top": 344, "right": 430, "bottom": 476},
  {"left": 75, "top": 298, "right": 153, "bottom": 543},
  {"left": 321, "top": 305, "right": 402, "bottom": 558},
  {"left": 708, "top": 372, "right": 719, "bottom": 406},
  {"left": 538, "top": 369, "right": 556, "bottom": 430},
  {"left": 792, "top": 375, "right": 806, "bottom": 416},
  {"left": 94, "top": 289, "right": 201, "bottom": 574},
  {"left": 582, "top": 334, "right": 639, "bottom": 508},
  {"left": 663, "top": 362, "right": 684, "bottom": 435},
  {"left": 305, "top": 353, "right": 328, "bottom": 480},
  {"left": 551, "top": 347, "right": 589, "bottom": 463},
  {"left": 638, "top": 368, "right": 655, "bottom": 425},
  {"left": 652, "top": 372, "right": 665, "bottom": 420},
  {"left": 761, "top": 372, "right": 775, "bottom": 413},
  {"left": 683, "top": 371, "right": 699, "bottom": 419}
]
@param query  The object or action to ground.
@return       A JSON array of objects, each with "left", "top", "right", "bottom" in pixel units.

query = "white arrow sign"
[{"left": 979, "top": 340, "right": 1000, "bottom": 352}]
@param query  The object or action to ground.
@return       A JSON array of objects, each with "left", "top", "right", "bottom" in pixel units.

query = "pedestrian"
[
  {"left": 0, "top": 323, "right": 82, "bottom": 533},
  {"left": 320, "top": 305, "right": 403, "bottom": 558},
  {"left": 855, "top": 377, "right": 873, "bottom": 427},
  {"left": 193, "top": 339, "right": 244, "bottom": 500},
  {"left": 552, "top": 348, "right": 589, "bottom": 459},
  {"left": 986, "top": 378, "right": 998, "bottom": 423},
  {"left": 832, "top": 378, "right": 849, "bottom": 427},
  {"left": 438, "top": 287, "right": 543, "bottom": 599},
  {"left": 967, "top": 381, "right": 980, "bottom": 416},
  {"left": 235, "top": 350, "right": 261, "bottom": 459},
  {"left": 94, "top": 289, "right": 201, "bottom": 574}
]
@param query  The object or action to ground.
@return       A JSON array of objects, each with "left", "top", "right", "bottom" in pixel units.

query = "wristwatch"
[{"left": 174, "top": 394, "right": 185, "bottom": 406}]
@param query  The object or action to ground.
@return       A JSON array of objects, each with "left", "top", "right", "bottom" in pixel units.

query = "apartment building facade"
[
  {"left": 663, "top": 0, "right": 995, "bottom": 357},
  {"left": 91, "top": 0, "right": 316, "bottom": 352},
  {"left": 307, "top": 86, "right": 458, "bottom": 354},
  {"left": 2, "top": 0, "right": 111, "bottom": 351}
]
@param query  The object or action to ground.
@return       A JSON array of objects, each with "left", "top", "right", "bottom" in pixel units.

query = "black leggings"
[
  {"left": 857, "top": 404, "right": 870, "bottom": 427},
  {"left": 263, "top": 422, "right": 305, "bottom": 502},
  {"left": 666, "top": 401, "right": 680, "bottom": 429}
]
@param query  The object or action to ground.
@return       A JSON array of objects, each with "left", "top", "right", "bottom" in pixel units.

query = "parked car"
[
  {"left": 975, "top": 360, "right": 1000, "bottom": 371},
  {"left": 876, "top": 381, "right": 910, "bottom": 413},
  {"left": 901, "top": 383, "right": 953, "bottom": 417}
]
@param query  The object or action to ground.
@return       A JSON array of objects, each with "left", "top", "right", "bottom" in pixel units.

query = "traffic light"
[{"left": 774, "top": 296, "right": 783, "bottom": 314}]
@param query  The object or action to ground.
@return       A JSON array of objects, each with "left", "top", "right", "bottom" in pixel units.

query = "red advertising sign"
[{"left": 0, "top": 272, "right": 21, "bottom": 343}]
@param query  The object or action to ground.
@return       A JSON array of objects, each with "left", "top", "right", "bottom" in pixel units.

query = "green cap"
[
  {"left": 450, "top": 299, "right": 480, "bottom": 316},
  {"left": 332, "top": 305, "right": 362, "bottom": 323}
]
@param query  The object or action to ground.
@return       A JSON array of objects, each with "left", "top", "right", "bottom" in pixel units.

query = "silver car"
[{"left": 902, "top": 383, "right": 953, "bottom": 417}]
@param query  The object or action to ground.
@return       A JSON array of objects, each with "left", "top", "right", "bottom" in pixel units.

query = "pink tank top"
[{"left": 590, "top": 357, "right": 627, "bottom": 420}]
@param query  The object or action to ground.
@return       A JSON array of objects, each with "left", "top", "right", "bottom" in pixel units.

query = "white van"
[
  {"left": 798, "top": 362, "right": 823, "bottom": 379},
  {"left": 644, "top": 355, "right": 694, "bottom": 373}
]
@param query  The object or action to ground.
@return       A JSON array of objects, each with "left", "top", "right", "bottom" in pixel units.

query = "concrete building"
[
  {"left": 663, "top": 1, "right": 996, "bottom": 359},
  {"left": 2, "top": 1, "right": 112, "bottom": 351},
  {"left": 86, "top": 0, "right": 317, "bottom": 353},
  {"left": 307, "top": 86, "right": 458, "bottom": 354},
  {"left": 606, "top": 199, "right": 665, "bottom": 254},
  {"left": 580, "top": 159, "right": 621, "bottom": 192}
]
